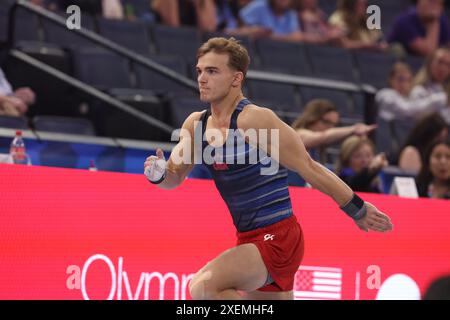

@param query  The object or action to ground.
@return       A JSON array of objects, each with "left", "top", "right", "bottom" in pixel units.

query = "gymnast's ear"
[{"left": 232, "top": 72, "right": 244, "bottom": 87}]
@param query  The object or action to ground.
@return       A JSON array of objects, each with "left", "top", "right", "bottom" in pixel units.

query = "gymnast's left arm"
[{"left": 238, "top": 106, "right": 393, "bottom": 233}]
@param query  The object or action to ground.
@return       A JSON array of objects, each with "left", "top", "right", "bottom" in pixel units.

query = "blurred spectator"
[
  {"left": 121, "top": 1, "right": 156, "bottom": 23},
  {"left": 412, "top": 48, "right": 450, "bottom": 124},
  {"left": 216, "top": 0, "right": 276, "bottom": 38},
  {"left": 0, "top": 68, "right": 35, "bottom": 116},
  {"left": 29, "top": 0, "right": 45, "bottom": 6},
  {"left": 423, "top": 275, "right": 450, "bottom": 299},
  {"left": 294, "top": 0, "right": 344, "bottom": 44},
  {"left": 152, "top": 0, "right": 217, "bottom": 32},
  {"left": 215, "top": 0, "right": 248, "bottom": 32},
  {"left": 388, "top": 0, "right": 450, "bottom": 57},
  {"left": 328, "top": 0, "right": 387, "bottom": 50},
  {"left": 291, "top": 99, "right": 376, "bottom": 162},
  {"left": 102, "top": 0, "right": 125, "bottom": 20},
  {"left": 48, "top": 0, "right": 135, "bottom": 20},
  {"left": 215, "top": 0, "right": 241, "bottom": 31},
  {"left": 336, "top": 135, "right": 388, "bottom": 193},
  {"left": 416, "top": 139, "right": 450, "bottom": 199},
  {"left": 398, "top": 112, "right": 448, "bottom": 173},
  {"left": 376, "top": 62, "right": 447, "bottom": 121},
  {"left": 239, "top": 0, "right": 304, "bottom": 41}
]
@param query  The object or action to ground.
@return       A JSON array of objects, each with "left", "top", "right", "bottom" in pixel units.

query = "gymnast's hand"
[
  {"left": 144, "top": 148, "right": 167, "bottom": 183},
  {"left": 354, "top": 202, "right": 393, "bottom": 232}
]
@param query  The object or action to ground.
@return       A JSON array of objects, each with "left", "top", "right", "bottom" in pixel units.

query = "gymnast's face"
[{"left": 196, "top": 52, "right": 242, "bottom": 104}]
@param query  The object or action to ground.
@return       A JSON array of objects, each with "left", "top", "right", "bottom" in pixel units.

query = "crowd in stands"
[
  {"left": 26, "top": 0, "right": 447, "bottom": 55},
  {"left": 0, "top": 0, "right": 449, "bottom": 199}
]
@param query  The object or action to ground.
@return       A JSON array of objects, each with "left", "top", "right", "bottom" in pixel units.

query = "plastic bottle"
[
  {"left": 88, "top": 159, "right": 98, "bottom": 171},
  {"left": 9, "top": 130, "right": 28, "bottom": 165}
]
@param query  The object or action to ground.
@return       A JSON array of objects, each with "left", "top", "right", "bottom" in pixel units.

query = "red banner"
[{"left": 0, "top": 164, "right": 449, "bottom": 300}]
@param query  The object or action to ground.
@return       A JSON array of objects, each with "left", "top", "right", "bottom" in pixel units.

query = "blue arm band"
[{"left": 340, "top": 194, "right": 367, "bottom": 220}]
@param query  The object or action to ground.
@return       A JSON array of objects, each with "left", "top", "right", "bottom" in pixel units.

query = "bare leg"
[
  {"left": 151, "top": 0, "right": 180, "bottom": 27},
  {"left": 192, "top": 0, "right": 217, "bottom": 32},
  {"left": 189, "top": 243, "right": 268, "bottom": 300}
]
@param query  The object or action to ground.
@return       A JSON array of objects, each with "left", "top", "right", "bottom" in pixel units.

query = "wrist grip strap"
[{"left": 340, "top": 193, "right": 367, "bottom": 220}]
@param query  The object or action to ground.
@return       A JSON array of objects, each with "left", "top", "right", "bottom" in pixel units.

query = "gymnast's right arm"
[{"left": 144, "top": 112, "right": 202, "bottom": 190}]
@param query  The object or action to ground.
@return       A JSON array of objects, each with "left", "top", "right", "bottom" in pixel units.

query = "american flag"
[{"left": 294, "top": 266, "right": 343, "bottom": 300}]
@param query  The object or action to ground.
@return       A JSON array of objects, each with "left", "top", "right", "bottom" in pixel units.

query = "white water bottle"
[{"left": 9, "top": 130, "right": 28, "bottom": 165}]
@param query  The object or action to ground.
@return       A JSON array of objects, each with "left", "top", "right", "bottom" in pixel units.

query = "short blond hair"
[
  {"left": 336, "top": 136, "right": 375, "bottom": 173},
  {"left": 197, "top": 37, "right": 250, "bottom": 76}
]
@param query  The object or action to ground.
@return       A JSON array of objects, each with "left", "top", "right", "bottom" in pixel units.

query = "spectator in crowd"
[
  {"left": 291, "top": 99, "right": 376, "bottom": 163},
  {"left": 152, "top": 0, "right": 217, "bottom": 32},
  {"left": 398, "top": 112, "right": 448, "bottom": 173},
  {"left": 239, "top": 0, "right": 304, "bottom": 42},
  {"left": 336, "top": 136, "right": 388, "bottom": 193},
  {"left": 0, "top": 68, "right": 35, "bottom": 116},
  {"left": 328, "top": 0, "right": 387, "bottom": 50},
  {"left": 215, "top": 0, "right": 250, "bottom": 33},
  {"left": 101, "top": 0, "right": 125, "bottom": 20},
  {"left": 29, "top": 0, "right": 45, "bottom": 6},
  {"left": 423, "top": 275, "right": 450, "bottom": 299},
  {"left": 376, "top": 62, "right": 447, "bottom": 121},
  {"left": 294, "top": 0, "right": 344, "bottom": 44},
  {"left": 47, "top": 0, "right": 136, "bottom": 20},
  {"left": 416, "top": 139, "right": 450, "bottom": 199},
  {"left": 388, "top": 0, "right": 450, "bottom": 57},
  {"left": 214, "top": 0, "right": 279, "bottom": 38},
  {"left": 411, "top": 47, "right": 450, "bottom": 124}
]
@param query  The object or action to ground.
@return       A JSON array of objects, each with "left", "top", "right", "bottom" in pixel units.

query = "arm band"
[{"left": 340, "top": 193, "right": 367, "bottom": 220}]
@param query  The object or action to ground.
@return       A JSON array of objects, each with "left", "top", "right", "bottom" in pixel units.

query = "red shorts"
[{"left": 236, "top": 215, "right": 304, "bottom": 292}]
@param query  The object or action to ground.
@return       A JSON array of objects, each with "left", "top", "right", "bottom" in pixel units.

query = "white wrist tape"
[{"left": 145, "top": 157, "right": 167, "bottom": 184}]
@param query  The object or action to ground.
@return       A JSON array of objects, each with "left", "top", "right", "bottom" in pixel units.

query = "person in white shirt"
[
  {"left": 375, "top": 62, "right": 447, "bottom": 121},
  {"left": 410, "top": 48, "right": 450, "bottom": 124}
]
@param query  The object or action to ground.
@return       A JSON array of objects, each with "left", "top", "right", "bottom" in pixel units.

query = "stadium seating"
[
  {"left": 97, "top": 18, "right": 151, "bottom": 55},
  {"left": 306, "top": 45, "right": 356, "bottom": 82},
  {"left": 134, "top": 54, "right": 194, "bottom": 95},
  {"left": 72, "top": 48, "right": 132, "bottom": 89},
  {"left": 33, "top": 115, "right": 96, "bottom": 135},
  {"left": 41, "top": 13, "right": 96, "bottom": 49},
  {"left": 0, "top": 115, "right": 29, "bottom": 130},
  {"left": 255, "top": 39, "right": 312, "bottom": 76},
  {"left": 354, "top": 50, "right": 396, "bottom": 89}
]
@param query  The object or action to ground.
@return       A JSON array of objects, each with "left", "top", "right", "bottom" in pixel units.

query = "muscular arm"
[
  {"left": 239, "top": 106, "right": 393, "bottom": 232},
  {"left": 240, "top": 107, "right": 353, "bottom": 206}
]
